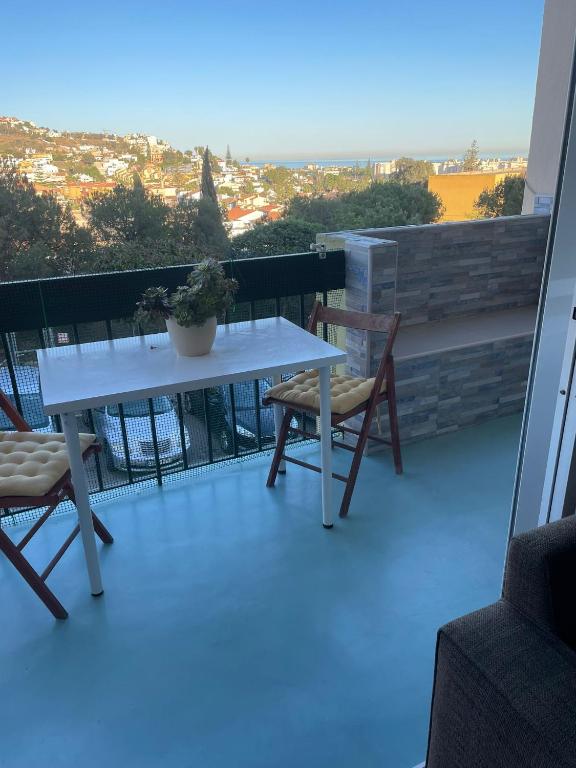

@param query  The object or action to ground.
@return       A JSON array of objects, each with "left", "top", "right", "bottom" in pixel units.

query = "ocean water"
[
  {"left": 240, "top": 154, "right": 526, "bottom": 169},
  {"left": 241, "top": 159, "right": 393, "bottom": 169}
]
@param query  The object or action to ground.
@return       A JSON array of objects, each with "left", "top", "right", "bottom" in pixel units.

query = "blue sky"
[{"left": 3, "top": 0, "right": 544, "bottom": 159}]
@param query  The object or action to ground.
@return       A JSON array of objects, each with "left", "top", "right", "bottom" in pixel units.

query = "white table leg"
[
  {"left": 319, "top": 365, "right": 333, "bottom": 528},
  {"left": 271, "top": 373, "right": 286, "bottom": 473},
  {"left": 61, "top": 412, "right": 104, "bottom": 596}
]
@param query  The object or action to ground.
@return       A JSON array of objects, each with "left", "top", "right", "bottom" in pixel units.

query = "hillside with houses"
[
  {"left": 0, "top": 116, "right": 529, "bottom": 239},
  {"left": 0, "top": 117, "right": 341, "bottom": 235}
]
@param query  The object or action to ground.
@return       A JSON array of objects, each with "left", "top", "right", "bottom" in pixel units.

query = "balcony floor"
[{"left": 0, "top": 415, "right": 521, "bottom": 768}]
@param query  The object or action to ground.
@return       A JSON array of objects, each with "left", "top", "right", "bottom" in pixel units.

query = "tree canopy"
[
  {"left": 0, "top": 168, "right": 442, "bottom": 280},
  {"left": 462, "top": 140, "right": 481, "bottom": 172},
  {"left": 391, "top": 157, "right": 435, "bottom": 185},
  {"left": 261, "top": 166, "right": 297, "bottom": 202},
  {"left": 201, "top": 148, "right": 219, "bottom": 204},
  {"left": 171, "top": 198, "right": 230, "bottom": 261},
  {"left": 84, "top": 174, "right": 168, "bottom": 244},
  {"left": 286, "top": 181, "right": 443, "bottom": 231},
  {"left": 0, "top": 166, "right": 231, "bottom": 278},
  {"left": 474, "top": 175, "right": 525, "bottom": 218},
  {"left": 232, "top": 219, "right": 318, "bottom": 257},
  {"left": 0, "top": 164, "right": 93, "bottom": 281},
  {"left": 231, "top": 181, "right": 443, "bottom": 257},
  {"left": 85, "top": 178, "right": 230, "bottom": 270}
]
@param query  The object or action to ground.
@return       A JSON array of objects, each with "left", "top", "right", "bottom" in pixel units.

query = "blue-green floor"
[{"left": 0, "top": 416, "right": 521, "bottom": 768}]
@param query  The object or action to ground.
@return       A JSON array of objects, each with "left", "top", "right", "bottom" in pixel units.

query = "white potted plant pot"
[{"left": 165, "top": 316, "right": 217, "bottom": 357}]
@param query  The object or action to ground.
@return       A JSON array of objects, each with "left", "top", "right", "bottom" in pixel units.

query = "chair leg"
[
  {"left": 267, "top": 408, "right": 294, "bottom": 487},
  {"left": 66, "top": 484, "right": 114, "bottom": 544},
  {"left": 386, "top": 373, "right": 403, "bottom": 475},
  {"left": 91, "top": 514, "right": 114, "bottom": 544},
  {"left": 339, "top": 411, "right": 373, "bottom": 518},
  {"left": 0, "top": 528, "right": 68, "bottom": 619}
]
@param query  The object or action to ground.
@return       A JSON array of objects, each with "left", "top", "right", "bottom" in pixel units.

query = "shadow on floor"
[{"left": 0, "top": 415, "right": 521, "bottom": 768}]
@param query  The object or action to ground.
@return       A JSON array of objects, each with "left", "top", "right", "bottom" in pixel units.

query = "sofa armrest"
[
  {"left": 426, "top": 600, "right": 576, "bottom": 768},
  {"left": 503, "top": 515, "right": 576, "bottom": 647}
]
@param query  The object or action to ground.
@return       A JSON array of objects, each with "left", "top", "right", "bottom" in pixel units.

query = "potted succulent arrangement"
[{"left": 135, "top": 259, "right": 238, "bottom": 356}]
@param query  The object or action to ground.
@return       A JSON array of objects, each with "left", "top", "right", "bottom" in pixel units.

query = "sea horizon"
[{"left": 240, "top": 153, "right": 528, "bottom": 169}]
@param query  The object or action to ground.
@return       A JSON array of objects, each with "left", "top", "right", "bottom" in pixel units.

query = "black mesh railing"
[{"left": 0, "top": 251, "right": 346, "bottom": 516}]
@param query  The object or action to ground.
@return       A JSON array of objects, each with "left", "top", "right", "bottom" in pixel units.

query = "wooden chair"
[
  {"left": 263, "top": 301, "right": 402, "bottom": 518},
  {"left": 0, "top": 390, "right": 113, "bottom": 619}
]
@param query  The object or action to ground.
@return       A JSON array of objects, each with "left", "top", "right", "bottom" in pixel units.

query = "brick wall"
[
  {"left": 318, "top": 215, "right": 549, "bottom": 445},
  {"left": 320, "top": 214, "right": 549, "bottom": 326},
  {"left": 394, "top": 336, "right": 534, "bottom": 442}
]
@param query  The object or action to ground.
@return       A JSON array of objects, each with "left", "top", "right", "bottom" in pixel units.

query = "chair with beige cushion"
[
  {"left": 0, "top": 389, "right": 113, "bottom": 619},
  {"left": 263, "top": 301, "right": 402, "bottom": 519}
]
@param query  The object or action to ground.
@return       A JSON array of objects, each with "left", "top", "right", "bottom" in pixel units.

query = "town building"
[{"left": 428, "top": 170, "right": 524, "bottom": 221}]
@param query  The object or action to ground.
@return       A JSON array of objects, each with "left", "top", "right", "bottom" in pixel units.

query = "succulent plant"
[
  {"left": 134, "top": 286, "right": 172, "bottom": 325},
  {"left": 135, "top": 259, "right": 238, "bottom": 328}
]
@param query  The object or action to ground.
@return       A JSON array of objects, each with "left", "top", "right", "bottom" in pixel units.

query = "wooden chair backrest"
[
  {"left": 0, "top": 389, "right": 32, "bottom": 432},
  {"left": 308, "top": 303, "right": 398, "bottom": 334},
  {"left": 307, "top": 300, "right": 401, "bottom": 399}
]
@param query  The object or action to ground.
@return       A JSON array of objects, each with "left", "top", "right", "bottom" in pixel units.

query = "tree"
[
  {"left": 84, "top": 174, "right": 168, "bottom": 243},
  {"left": 474, "top": 175, "right": 525, "bottom": 218},
  {"left": 170, "top": 199, "right": 230, "bottom": 261},
  {"left": 226, "top": 145, "right": 232, "bottom": 162},
  {"left": 234, "top": 181, "right": 444, "bottom": 257},
  {"left": 201, "top": 147, "right": 219, "bottom": 204},
  {"left": 462, "top": 140, "right": 481, "bottom": 172},
  {"left": 73, "top": 163, "right": 104, "bottom": 181},
  {"left": 93, "top": 240, "right": 188, "bottom": 272},
  {"left": 287, "top": 181, "right": 443, "bottom": 232},
  {"left": 0, "top": 163, "right": 93, "bottom": 281},
  {"left": 262, "top": 166, "right": 297, "bottom": 202},
  {"left": 91, "top": 198, "right": 231, "bottom": 272},
  {"left": 197, "top": 148, "right": 230, "bottom": 259},
  {"left": 232, "top": 219, "right": 317, "bottom": 257},
  {"left": 83, "top": 170, "right": 230, "bottom": 269},
  {"left": 392, "top": 157, "right": 435, "bottom": 185},
  {"left": 161, "top": 148, "right": 186, "bottom": 168}
]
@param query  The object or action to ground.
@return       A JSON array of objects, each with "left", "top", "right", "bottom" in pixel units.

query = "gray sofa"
[{"left": 426, "top": 515, "right": 576, "bottom": 767}]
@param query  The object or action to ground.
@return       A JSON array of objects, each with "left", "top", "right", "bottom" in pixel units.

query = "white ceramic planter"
[{"left": 165, "top": 316, "right": 217, "bottom": 356}]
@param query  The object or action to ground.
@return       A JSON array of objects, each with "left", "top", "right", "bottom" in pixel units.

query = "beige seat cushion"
[
  {"left": 264, "top": 370, "right": 385, "bottom": 415},
  {"left": 0, "top": 431, "right": 97, "bottom": 498}
]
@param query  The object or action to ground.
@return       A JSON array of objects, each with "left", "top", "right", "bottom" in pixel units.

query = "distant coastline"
[
  {"left": 241, "top": 153, "right": 528, "bottom": 169},
  {"left": 241, "top": 159, "right": 388, "bottom": 169}
]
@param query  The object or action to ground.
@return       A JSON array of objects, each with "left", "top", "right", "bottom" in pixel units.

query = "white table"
[{"left": 37, "top": 317, "right": 346, "bottom": 596}]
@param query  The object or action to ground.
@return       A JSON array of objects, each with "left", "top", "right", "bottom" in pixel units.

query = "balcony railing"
[
  {"left": 0, "top": 213, "right": 553, "bottom": 523},
  {"left": 0, "top": 250, "right": 345, "bottom": 514}
]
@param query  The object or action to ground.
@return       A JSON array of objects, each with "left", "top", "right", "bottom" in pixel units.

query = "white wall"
[
  {"left": 522, "top": 0, "right": 576, "bottom": 215},
  {"left": 513, "top": 44, "right": 576, "bottom": 534}
]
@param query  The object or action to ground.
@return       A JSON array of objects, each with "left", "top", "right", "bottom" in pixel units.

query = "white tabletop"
[{"left": 37, "top": 317, "right": 347, "bottom": 415}]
